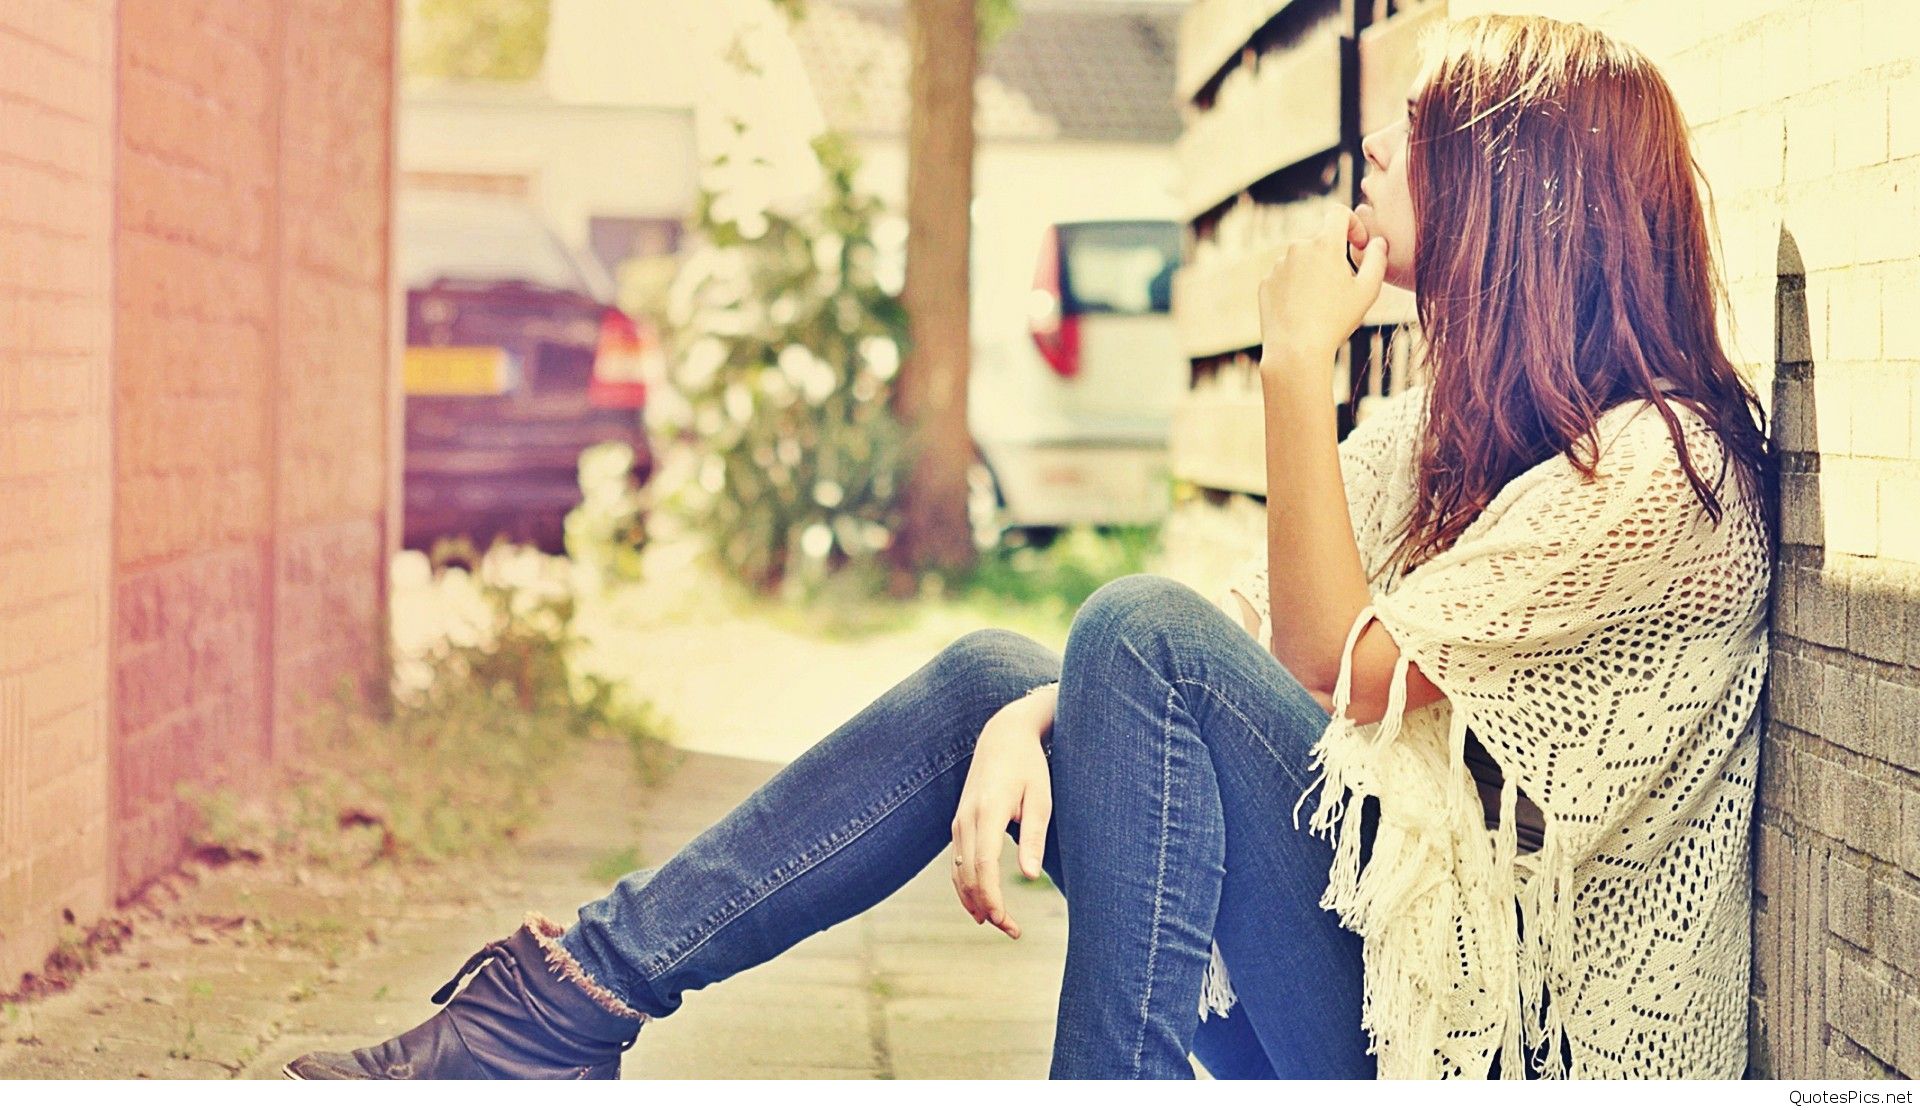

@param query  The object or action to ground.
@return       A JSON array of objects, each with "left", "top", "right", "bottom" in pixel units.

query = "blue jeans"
[{"left": 560, "top": 574, "right": 1374, "bottom": 1079}]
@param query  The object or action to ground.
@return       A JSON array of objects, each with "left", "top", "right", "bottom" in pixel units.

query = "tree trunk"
[{"left": 891, "top": 0, "right": 978, "bottom": 587}]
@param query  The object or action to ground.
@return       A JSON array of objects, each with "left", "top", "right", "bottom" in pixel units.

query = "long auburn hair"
[{"left": 1388, "top": 14, "right": 1777, "bottom": 576}]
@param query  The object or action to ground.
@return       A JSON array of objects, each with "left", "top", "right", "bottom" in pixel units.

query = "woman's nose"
[{"left": 1361, "top": 129, "right": 1389, "bottom": 172}]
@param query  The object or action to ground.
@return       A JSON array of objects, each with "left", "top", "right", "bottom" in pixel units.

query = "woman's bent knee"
[
  {"left": 931, "top": 628, "right": 1059, "bottom": 707},
  {"left": 1070, "top": 574, "right": 1209, "bottom": 653}
]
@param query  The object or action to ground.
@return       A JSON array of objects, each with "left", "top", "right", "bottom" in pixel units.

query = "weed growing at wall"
[{"left": 181, "top": 542, "right": 676, "bottom": 871}]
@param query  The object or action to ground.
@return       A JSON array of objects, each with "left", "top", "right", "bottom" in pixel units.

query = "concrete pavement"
[{"left": 0, "top": 739, "right": 1072, "bottom": 1080}]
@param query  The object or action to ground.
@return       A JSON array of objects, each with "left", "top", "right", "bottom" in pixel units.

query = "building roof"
[{"left": 791, "top": 0, "right": 1181, "bottom": 144}]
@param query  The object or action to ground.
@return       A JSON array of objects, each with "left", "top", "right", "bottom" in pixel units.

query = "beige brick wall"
[
  {"left": 1451, "top": 0, "right": 1920, "bottom": 1079},
  {"left": 0, "top": 0, "right": 118, "bottom": 996}
]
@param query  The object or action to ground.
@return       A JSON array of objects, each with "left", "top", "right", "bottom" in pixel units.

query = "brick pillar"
[
  {"left": 270, "top": 0, "right": 397, "bottom": 745},
  {"left": 0, "top": 0, "right": 395, "bottom": 983}
]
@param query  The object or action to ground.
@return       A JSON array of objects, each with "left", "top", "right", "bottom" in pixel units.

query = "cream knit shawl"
[{"left": 1208, "top": 383, "right": 1772, "bottom": 1079}]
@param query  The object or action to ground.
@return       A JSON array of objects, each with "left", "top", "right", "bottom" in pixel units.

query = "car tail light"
[
  {"left": 1032, "top": 313, "right": 1080, "bottom": 379},
  {"left": 1028, "top": 227, "right": 1080, "bottom": 379},
  {"left": 589, "top": 308, "right": 656, "bottom": 408}
]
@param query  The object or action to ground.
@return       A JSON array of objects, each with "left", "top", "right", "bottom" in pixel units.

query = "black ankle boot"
[{"left": 284, "top": 913, "right": 645, "bottom": 1080}]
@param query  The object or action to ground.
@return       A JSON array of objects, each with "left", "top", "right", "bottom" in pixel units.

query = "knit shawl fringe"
[
  {"left": 1273, "top": 605, "right": 1578, "bottom": 1078},
  {"left": 1198, "top": 941, "right": 1236, "bottom": 1021}
]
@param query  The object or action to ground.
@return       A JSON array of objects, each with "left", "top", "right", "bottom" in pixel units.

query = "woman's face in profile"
[{"left": 1356, "top": 87, "right": 1419, "bottom": 292}]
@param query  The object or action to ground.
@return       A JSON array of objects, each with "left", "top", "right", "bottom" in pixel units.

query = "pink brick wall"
[
  {"left": 110, "top": 0, "right": 397, "bottom": 899},
  {"left": 0, "top": 1, "right": 118, "bottom": 988},
  {"left": 111, "top": 0, "right": 283, "bottom": 897},
  {"left": 0, "top": 1, "right": 395, "bottom": 983}
]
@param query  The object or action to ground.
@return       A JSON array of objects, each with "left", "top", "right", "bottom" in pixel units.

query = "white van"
[{"left": 968, "top": 219, "right": 1186, "bottom": 545}]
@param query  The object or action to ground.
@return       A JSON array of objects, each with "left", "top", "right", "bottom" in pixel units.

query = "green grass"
[
  {"left": 253, "top": 916, "right": 358, "bottom": 968},
  {"left": 728, "top": 552, "right": 920, "bottom": 641},
  {"left": 586, "top": 847, "right": 646, "bottom": 886},
  {"left": 957, "top": 525, "right": 1162, "bottom": 612},
  {"left": 946, "top": 525, "right": 1162, "bottom": 644},
  {"left": 719, "top": 524, "right": 1164, "bottom": 649}
]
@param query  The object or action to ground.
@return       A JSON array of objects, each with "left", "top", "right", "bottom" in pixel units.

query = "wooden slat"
[
  {"left": 1170, "top": 344, "right": 1360, "bottom": 496},
  {"left": 1362, "top": 282, "right": 1418, "bottom": 326},
  {"left": 1173, "top": 245, "right": 1281, "bottom": 359},
  {"left": 1176, "top": 0, "right": 1300, "bottom": 104},
  {"left": 1176, "top": 33, "right": 1343, "bottom": 220},
  {"left": 1176, "top": 242, "right": 1412, "bottom": 357},
  {"left": 1159, "top": 490, "right": 1269, "bottom": 595},
  {"left": 1169, "top": 373, "right": 1268, "bottom": 494},
  {"left": 1358, "top": 1, "right": 1447, "bottom": 135}
]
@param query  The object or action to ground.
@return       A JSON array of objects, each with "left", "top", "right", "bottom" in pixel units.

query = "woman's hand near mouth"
[{"left": 1257, "top": 206, "right": 1387, "bottom": 370}]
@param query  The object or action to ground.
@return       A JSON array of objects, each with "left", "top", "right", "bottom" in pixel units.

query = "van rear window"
[{"left": 1059, "top": 221, "right": 1179, "bottom": 316}]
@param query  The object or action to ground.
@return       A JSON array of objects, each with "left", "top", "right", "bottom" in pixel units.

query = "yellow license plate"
[{"left": 404, "top": 346, "right": 510, "bottom": 395}]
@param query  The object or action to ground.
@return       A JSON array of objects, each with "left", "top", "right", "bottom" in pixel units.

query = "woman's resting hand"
[{"left": 950, "top": 686, "right": 1057, "bottom": 939}]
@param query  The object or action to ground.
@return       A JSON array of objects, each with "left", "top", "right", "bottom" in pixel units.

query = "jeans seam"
[
  {"left": 1130, "top": 680, "right": 1179, "bottom": 1078},
  {"left": 640, "top": 736, "right": 975, "bottom": 983},
  {"left": 1170, "top": 676, "right": 1323, "bottom": 794},
  {"left": 1107, "top": 639, "right": 1319, "bottom": 1077}
]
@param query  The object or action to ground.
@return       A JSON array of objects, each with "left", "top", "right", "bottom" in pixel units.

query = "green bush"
[
  {"left": 564, "top": 442, "right": 649, "bottom": 587},
  {"left": 660, "top": 133, "right": 911, "bottom": 597}
]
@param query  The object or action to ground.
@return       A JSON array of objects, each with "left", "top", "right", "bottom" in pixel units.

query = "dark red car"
[{"left": 398, "top": 192, "right": 657, "bottom": 555}]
